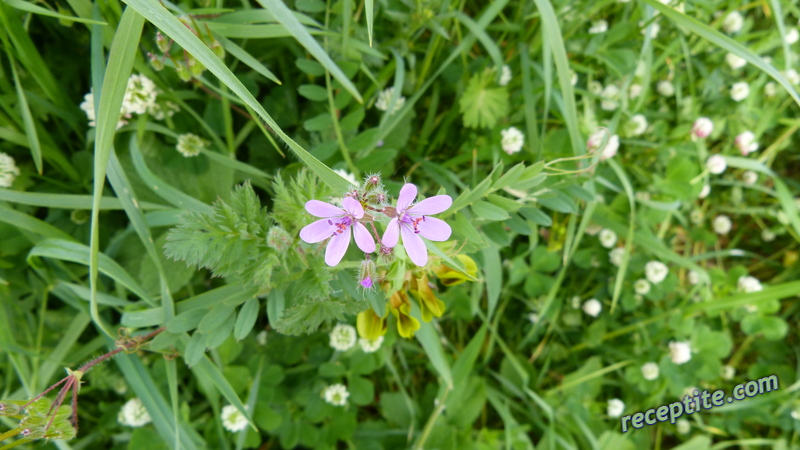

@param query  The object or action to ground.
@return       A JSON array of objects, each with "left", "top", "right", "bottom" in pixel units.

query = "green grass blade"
[
  {"left": 215, "top": 35, "right": 281, "bottom": 84},
  {"left": 255, "top": 0, "right": 362, "bottom": 103},
  {"left": 9, "top": 61, "right": 42, "bottom": 174},
  {"left": 365, "top": 0, "right": 373, "bottom": 46},
  {"left": 0, "top": 205, "right": 76, "bottom": 242},
  {"left": 2, "top": 0, "right": 106, "bottom": 24},
  {"left": 606, "top": 159, "right": 635, "bottom": 313},
  {"left": 453, "top": 11, "right": 504, "bottom": 70},
  {"left": 121, "top": 0, "right": 353, "bottom": 194},
  {"left": 643, "top": 0, "right": 800, "bottom": 108},
  {"left": 410, "top": 301, "right": 453, "bottom": 388},
  {"left": 0, "top": 189, "right": 168, "bottom": 210}
]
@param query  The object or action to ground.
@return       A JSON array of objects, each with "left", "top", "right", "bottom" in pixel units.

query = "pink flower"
[
  {"left": 382, "top": 184, "right": 452, "bottom": 267},
  {"left": 299, "top": 197, "right": 376, "bottom": 266}
]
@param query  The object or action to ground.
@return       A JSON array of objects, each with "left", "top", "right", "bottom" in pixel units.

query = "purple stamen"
[{"left": 361, "top": 277, "right": 373, "bottom": 288}]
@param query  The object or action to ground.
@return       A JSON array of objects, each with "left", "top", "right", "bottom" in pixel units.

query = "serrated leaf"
[{"left": 458, "top": 71, "right": 509, "bottom": 129}]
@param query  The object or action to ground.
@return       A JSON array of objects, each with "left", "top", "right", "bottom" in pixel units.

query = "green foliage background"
[{"left": 0, "top": 0, "right": 800, "bottom": 448}]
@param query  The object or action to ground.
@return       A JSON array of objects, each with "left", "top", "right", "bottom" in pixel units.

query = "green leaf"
[
  {"left": 234, "top": 298, "right": 260, "bottom": 341},
  {"left": 471, "top": 201, "right": 509, "bottom": 221},
  {"left": 9, "top": 61, "right": 42, "bottom": 174},
  {"left": 4, "top": 0, "right": 106, "bottom": 24},
  {"left": 459, "top": 71, "right": 509, "bottom": 129}
]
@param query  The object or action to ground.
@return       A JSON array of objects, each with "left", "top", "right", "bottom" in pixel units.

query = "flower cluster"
[
  {"left": 0, "top": 152, "right": 21, "bottom": 188},
  {"left": 79, "top": 74, "right": 178, "bottom": 129},
  {"left": 117, "top": 398, "right": 152, "bottom": 427}
]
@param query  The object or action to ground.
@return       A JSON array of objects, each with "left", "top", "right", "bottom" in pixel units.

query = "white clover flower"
[
  {"left": 329, "top": 323, "right": 357, "bottom": 351},
  {"left": 734, "top": 131, "right": 759, "bottom": 155},
  {"left": 676, "top": 418, "right": 691, "bottom": 434},
  {"left": 699, "top": 184, "right": 711, "bottom": 199},
  {"left": 570, "top": 70, "right": 578, "bottom": 86},
  {"left": 607, "top": 399, "right": 625, "bottom": 417},
  {"left": 688, "top": 270, "right": 701, "bottom": 285},
  {"left": 333, "top": 168, "right": 358, "bottom": 186},
  {"left": 713, "top": 215, "right": 732, "bottom": 235},
  {"left": 501, "top": 127, "right": 525, "bottom": 154},
  {"left": 792, "top": 407, "right": 800, "bottom": 420},
  {"left": 738, "top": 275, "right": 763, "bottom": 293},
  {"left": 627, "top": 114, "right": 648, "bottom": 136},
  {"left": 176, "top": 133, "right": 208, "bottom": 157},
  {"left": 601, "top": 135, "right": 620, "bottom": 160},
  {"left": 527, "top": 313, "right": 539, "bottom": 324},
  {"left": 358, "top": 336, "right": 384, "bottom": 353},
  {"left": 322, "top": 384, "right": 349, "bottom": 406},
  {"left": 589, "top": 20, "right": 609, "bottom": 34},
  {"left": 669, "top": 341, "right": 692, "bottom": 364},
  {"left": 742, "top": 170, "right": 758, "bottom": 186},
  {"left": 786, "top": 28, "right": 799, "bottom": 45},
  {"left": 656, "top": 80, "right": 674, "bottom": 97},
  {"left": 588, "top": 81, "right": 604, "bottom": 95},
  {"left": 609, "top": 248, "right": 625, "bottom": 266},
  {"left": 221, "top": 405, "right": 249, "bottom": 432},
  {"left": 692, "top": 117, "right": 714, "bottom": 139},
  {"left": 600, "top": 84, "right": 620, "bottom": 111},
  {"left": 582, "top": 299, "right": 602, "bottom": 317},
  {"left": 375, "top": 87, "right": 405, "bottom": 114},
  {"left": 784, "top": 69, "right": 800, "bottom": 85},
  {"left": 498, "top": 64, "right": 512, "bottom": 86},
  {"left": 690, "top": 209, "right": 704, "bottom": 225},
  {"left": 641, "top": 362, "right": 660, "bottom": 380},
  {"left": 765, "top": 82, "right": 778, "bottom": 97},
  {"left": 0, "top": 153, "right": 21, "bottom": 188},
  {"left": 730, "top": 81, "right": 750, "bottom": 102},
  {"left": 725, "top": 53, "right": 747, "bottom": 70},
  {"left": 122, "top": 74, "right": 159, "bottom": 116},
  {"left": 599, "top": 229, "right": 618, "bottom": 248},
  {"left": 645, "top": 261, "right": 669, "bottom": 284},
  {"left": 118, "top": 398, "right": 152, "bottom": 427},
  {"left": 147, "top": 101, "right": 179, "bottom": 121},
  {"left": 721, "top": 365, "right": 735, "bottom": 380},
  {"left": 722, "top": 11, "right": 744, "bottom": 34},
  {"left": 762, "top": 228, "right": 776, "bottom": 242},
  {"left": 629, "top": 83, "right": 643, "bottom": 99},
  {"left": 706, "top": 154, "right": 726, "bottom": 174},
  {"left": 256, "top": 330, "right": 268, "bottom": 346},
  {"left": 640, "top": 21, "right": 660, "bottom": 38},
  {"left": 634, "top": 279, "right": 651, "bottom": 295},
  {"left": 79, "top": 90, "right": 97, "bottom": 127}
]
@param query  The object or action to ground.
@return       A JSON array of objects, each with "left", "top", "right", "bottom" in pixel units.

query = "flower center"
[{"left": 327, "top": 216, "right": 353, "bottom": 236}]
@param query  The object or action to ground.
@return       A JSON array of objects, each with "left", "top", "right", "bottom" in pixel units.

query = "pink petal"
[
  {"left": 409, "top": 195, "right": 452, "bottom": 215},
  {"left": 342, "top": 196, "right": 364, "bottom": 219},
  {"left": 299, "top": 219, "right": 335, "bottom": 243},
  {"left": 382, "top": 218, "right": 400, "bottom": 248},
  {"left": 401, "top": 224, "right": 428, "bottom": 267},
  {"left": 396, "top": 183, "right": 418, "bottom": 212},
  {"left": 305, "top": 200, "right": 345, "bottom": 218},
  {"left": 353, "top": 222, "right": 376, "bottom": 253},
  {"left": 325, "top": 226, "right": 351, "bottom": 266},
  {"left": 417, "top": 217, "right": 451, "bottom": 241}
]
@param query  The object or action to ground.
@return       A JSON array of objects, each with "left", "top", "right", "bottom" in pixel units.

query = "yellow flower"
[
  {"left": 410, "top": 273, "right": 445, "bottom": 322},
  {"left": 357, "top": 309, "right": 387, "bottom": 341},
  {"left": 435, "top": 255, "right": 478, "bottom": 286},
  {"left": 391, "top": 302, "right": 420, "bottom": 338}
]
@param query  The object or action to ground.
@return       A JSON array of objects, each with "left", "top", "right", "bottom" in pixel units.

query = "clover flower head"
[
  {"left": 629, "top": 83, "right": 643, "bottom": 99},
  {"left": 721, "top": 365, "right": 735, "bottom": 380},
  {"left": 742, "top": 170, "right": 758, "bottom": 185},
  {"left": 118, "top": 398, "right": 152, "bottom": 427},
  {"left": 176, "top": 133, "right": 208, "bottom": 157},
  {"left": 785, "top": 69, "right": 800, "bottom": 86},
  {"left": 626, "top": 114, "right": 648, "bottom": 136},
  {"left": 692, "top": 117, "right": 714, "bottom": 139},
  {"left": 786, "top": 28, "right": 799, "bottom": 45},
  {"left": 676, "top": 419, "right": 691, "bottom": 434},
  {"left": 256, "top": 330, "right": 268, "bottom": 346},
  {"left": 609, "top": 248, "right": 624, "bottom": 266},
  {"left": 737, "top": 275, "right": 762, "bottom": 293},
  {"left": 726, "top": 53, "right": 747, "bottom": 70},
  {"left": 641, "top": 362, "right": 659, "bottom": 380},
  {"left": 730, "top": 81, "right": 750, "bottom": 102},
  {"left": 734, "top": 131, "right": 758, "bottom": 155},
  {"left": 382, "top": 184, "right": 452, "bottom": 267},
  {"left": 722, "top": 11, "right": 743, "bottom": 34},
  {"left": 600, "top": 84, "right": 620, "bottom": 111},
  {"left": 706, "top": 154, "right": 726, "bottom": 174},
  {"left": 713, "top": 214, "right": 732, "bottom": 235},
  {"left": 322, "top": 384, "right": 349, "bottom": 406},
  {"left": 698, "top": 184, "right": 711, "bottom": 199},
  {"left": 669, "top": 341, "right": 692, "bottom": 364},
  {"left": 765, "top": 82, "right": 778, "bottom": 97},
  {"left": 359, "top": 336, "right": 384, "bottom": 353},
  {"left": 221, "top": 405, "right": 249, "bottom": 432},
  {"left": 582, "top": 298, "right": 602, "bottom": 317},
  {"left": 329, "top": 323, "right": 357, "bottom": 351},
  {"left": 300, "top": 197, "right": 376, "bottom": 266},
  {"left": 599, "top": 229, "right": 617, "bottom": 248},
  {"left": 0, "top": 152, "right": 21, "bottom": 188},
  {"left": 645, "top": 261, "right": 668, "bottom": 284},
  {"left": 607, "top": 399, "right": 625, "bottom": 418},
  {"left": 762, "top": 228, "right": 776, "bottom": 242},
  {"left": 656, "top": 80, "right": 674, "bottom": 97},
  {"left": 375, "top": 87, "right": 405, "bottom": 114},
  {"left": 589, "top": 20, "right": 608, "bottom": 34},
  {"left": 122, "top": 74, "right": 159, "bottom": 116},
  {"left": 688, "top": 270, "right": 701, "bottom": 285},
  {"left": 588, "top": 81, "right": 603, "bottom": 95},
  {"left": 501, "top": 127, "right": 525, "bottom": 154},
  {"left": 498, "top": 64, "right": 512, "bottom": 86},
  {"left": 634, "top": 279, "right": 651, "bottom": 295}
]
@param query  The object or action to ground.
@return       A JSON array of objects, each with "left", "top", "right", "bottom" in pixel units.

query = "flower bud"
[
  {"left": 358, "top": 259, "right": 377, "bottom": 289},
  {"left": 148, "top": 53, "right": 165, "bottom": 71},
  {"left": 175, "top": 62, "right": 192, "bottom": 82},
  {"left": 266, "top": 227, "right": 293, "bottom": 252},
  {"left": 435, "top": 254, "right": 478, "bottom": 286},
  {"left": 188, "top": 56, "right": 206, "bottom": 78},
  {"left": 692, "top": 117, "right": 714, "bottom": 139},
  {"left": 211, "top": 41, "right": 226, "bottom": 59},
  {"left": 156, "top": 31, "right": 170, "bottom": 53}
]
